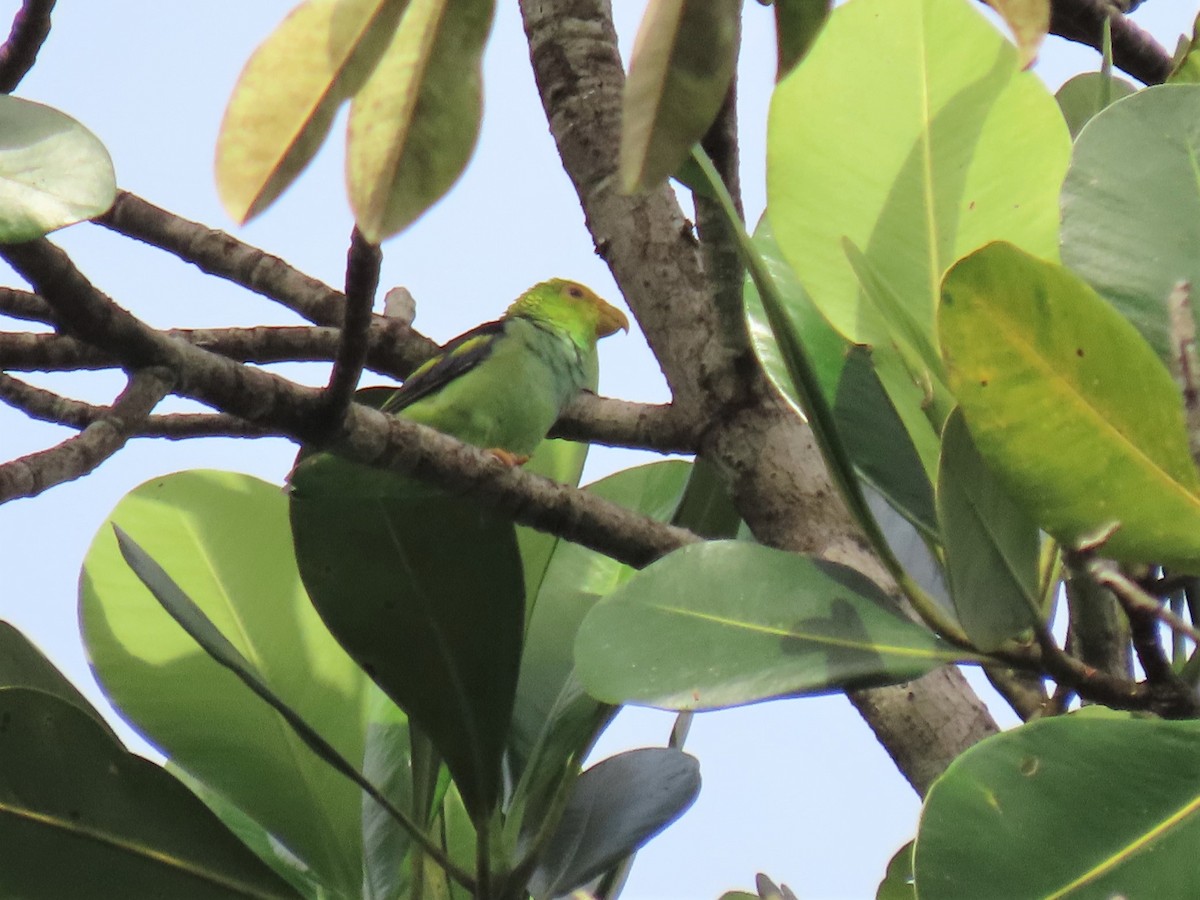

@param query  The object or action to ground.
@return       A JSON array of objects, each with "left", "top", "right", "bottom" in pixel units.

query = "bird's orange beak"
[{"left": 595, "top": 300, "right": 630, "bottom": 338}]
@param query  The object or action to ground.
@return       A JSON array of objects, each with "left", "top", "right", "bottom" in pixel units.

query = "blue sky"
[{"left": 0, "top": 2, "right": 1194, "bottom": 897}]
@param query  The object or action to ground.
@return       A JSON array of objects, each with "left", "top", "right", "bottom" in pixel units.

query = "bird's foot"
[{"left": 487, "top": 448, "right": 530, "bottom": 467}]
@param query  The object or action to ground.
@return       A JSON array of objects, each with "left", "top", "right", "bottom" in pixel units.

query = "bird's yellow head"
[{"left": 510, "top": 278, "right": 630, "bottom": 341}]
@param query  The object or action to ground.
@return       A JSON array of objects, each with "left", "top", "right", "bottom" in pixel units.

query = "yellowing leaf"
[
  {"left": 619, "top": 0, "right": 739, "bottom": 194},
  {"left": 345, "top": 0, "right": 494, "bottom": 242},
  {"left": 985, "top": 0, "right": 1049, "bottom": 69},
  {"left": 215, "top": 0, "right": 407, "bottom": 224}
]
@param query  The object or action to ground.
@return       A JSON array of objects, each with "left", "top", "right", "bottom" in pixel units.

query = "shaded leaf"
[
  {"left": 290, "top": 475, "right": 522, "bottom": 821},
  {"left": 0, "top": 95, "right": 115, "bottom": 242},
  {"left": 346, "top": 0, "right": 495, "bottom": 241},
  {"left": 1169, "top": 14, "right": 1200, "bottom": 84},
  {"left": 619, "top": 0, "right": 739, "bottom": 193},
  {"left": 936, "top": 407, "right": 1039, "bottom": 651},
  {"left": 1054, "top": 71, "right": 1135, "bottom": 138},
  {"left": 80, "top": 471, "right": 377, "bottom": 897},
  {"left": 772, "top": 0, "right": 831, "bottom": 80},
  {"left": 0, "top": 687, "right": 299, "bottom": 899},
  {"left": 915, "top": 715, "right": 1200, "bottom": 898},
  {"left": 1061, "top": 84, "right": 1200, "bottom": 364},
  {"left": 767, "top": 0, "right": 1067, "bottom": 346},
  {"left": 527, "top": 748, "right": 700, "bottom": 899},
  {"left": 215, "top": 0, "right": 406, "bottom": 223},
  {"left": 939, "top": 241, "right": 1200, "bottom": 570},
  {"left": 576, "top": 541, "right": 965, "bottom": 711},
  {"left": 876, "top": 841, "right": 915, "bottom": 900},
  {"left": 984, "top": 0, "right": 1049, "bottom": 68}
]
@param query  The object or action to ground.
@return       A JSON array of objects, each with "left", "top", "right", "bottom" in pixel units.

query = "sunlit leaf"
[
  {"left": 576, "top": 541, "right": 965, "bottom": 710},
  {"left": 940, "top": 241, "right": 1200, "bottom": 570},
  {"left": 619, "top": 0, "right": 739, "bottom": 193},
  {"left": 1169, "top": 13, "right": 1200, "bottom": 84},
  {"left": 916, "top": 714, "right": 1200, "bottom": 898},
  {"left": 346, "top": 0, "right": 495, "bottom": 241},
  {"left": 1061, "top": 84, "right": 1200, "bottom": 364},
  {"left": 984, "top": 0, "right": 1049, "bottom": 68},
  {"left": 0, "top": 96, "right": 115, "bottom": 242},
  {"left": 216, "top": 0, "right": 407, "bottom": 223},
  {"left": 767, "top": 0, "right": 1067, "bottom": 346},
  {"left": 0, "top": 688, "right": 299, "bottom": 899}
]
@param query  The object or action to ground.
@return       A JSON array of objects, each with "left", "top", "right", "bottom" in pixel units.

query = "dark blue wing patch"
[{"left": 382, "top": 317, "right": 507, "bottom": 414}]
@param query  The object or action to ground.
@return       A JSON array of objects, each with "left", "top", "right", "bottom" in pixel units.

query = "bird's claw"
[{"left": 487, "top": 448, "right": 530, "bottom": 467}]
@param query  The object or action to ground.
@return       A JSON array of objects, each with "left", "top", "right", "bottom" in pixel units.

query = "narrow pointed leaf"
[
  {"left": 1054, "top": 72, "right": 1134, "bottom": 139},
  {"left": 984, "top": 0, "right": 1049, "bottom": 68},
  {"left": 915, "top": 715, "right": 1200, "bottom": 898},
  {"left": 1061, "top": 84, "right": 1200, "bottom": 363},
  {"left": 0, "top": 688, "right": 299, "bottom": 899},
  {"left": 0, "top": 96, "right": 115, "bottom": 242},
  {"left": 80, "top": 471, "right": 377, "bottom": 897},
  {"left": 346, "top": 0, "right": 494, "bottom": 241},
  {"left": 290, "top": 474, "right": 523, "bottom": 820},
  {"left": 527, "top": 748, "right": 700, "bottom": 899},
  {"left": 576, "top": 541, "right": 965, "bottom": 711},
  {"left": 767, "top": 0, "right": 1068, "bottom": 346},
  {"left": 773, "top": 0, "right": 832, "bottom": 80},
  {"left": 215, "top": 0, "right": 407, "bottom": 223},
  {"left": 940, "top": 241, "right": 1200, "bottom": 569},
  {"left": 936, "top": 407, "right": 1038, "bottom": 651},
  {"left": 619, "top": 0, "right": 739, "bottom": 193},
  {"left": 1169, "top": 14, "right": 1200, "bottom": 84}
]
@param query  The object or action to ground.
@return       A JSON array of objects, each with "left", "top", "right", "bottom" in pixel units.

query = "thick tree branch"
[
  {"left": 520, "top": 0, "right": 998, "bottom": 796},
  {"left": 0, "top": 238, "right": 699, "bottom": 568},
  {"left": 0, "top": 367, "right": 169, "bottom": 502},
  {"left": 0, "top": 0, "right": 53, "bottom": 94},
  {"left": 1049, "top": 0, "right": 1172, "bottom": 84},
  {"left": 551, "top": 394, "right": 695, "bottom": 454},
  {"left": 0, "top": 287, "right": 54, "bottom": 323}
]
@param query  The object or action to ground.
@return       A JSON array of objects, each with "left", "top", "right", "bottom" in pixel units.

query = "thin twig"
[
  {"left": 321, "top": 228, "right": 380, "bottom": 432},
  {"left": 0, "top": 287, "right": 55, "bottom": 324},
  {"left": 0, "top": 367, "right": 170, "bottom": 503},
  {"left": 0, "top": 0, "right": 54, "bottom": 94}
]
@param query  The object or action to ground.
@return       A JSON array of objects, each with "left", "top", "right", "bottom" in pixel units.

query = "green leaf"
[
  {"left": 346, "top": 0, "right": 495, "bottom": 241},
  {"left": 0, "top": 687, "right": 299, "bottom": 900},
  {"left": 215, "top": 0, "right": 407, "bottom": 223},
  {"left": 80, "top": 470, "right": 376, "bottom": 897},
  {"left": 619, "top": 0, "right": 739, "bottom": 193},
  {"left": 290, "top": 475, "right": 523, "bottom": 821},
  {"left": 0, "top": 96, "right": 115, "bottom": 242},
  {"left": 939, "top": 241, "right": 1200, "bottom": 570},
  {"left": 915, "top": 715, "right": 1200, "bottom": 898},
  {"left": 767, "top": 0, "right": 1068, "bottom": 346},
  {"left": 1061, "top": 84, "right": 1200, "bottom": 363},
  {"left": 1169, "top": 13, "right": 1200, "bottom": 84},
  {"left": 1054, "top": 71, "right": 1135, "bottom": 139},
  {"left": 984, "top": 0, "right": 1049, "bottom": 69},
  {"left": 743, "top": 217, "right": 939, "bottom": 537},
  {"left": 0, "top": 621, "right": 116, "bottom": 738},
  {"left": 772, "top": 0, "right": 831, "bottom": 80},
  {"left": 361, "top": 693, "right": 414, "bottom": 900},
  {"left": 670, "top": 456, "right": 742, "bottom": 539},
  {"left": 876, "top": 840, "right": 915, "bottom": 900},
  {"left": 936, "top": 407, "right": 1039, "bottom": 651},
  {"left": 576, "top": 541, "right": 965, "bottom": 710},
  {"left": 527, "top": 748, "right": 700, "bottom": 899}
]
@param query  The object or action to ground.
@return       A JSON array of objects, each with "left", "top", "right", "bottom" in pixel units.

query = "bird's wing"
[{"left": 382, "top": 317, "right": 508, "bottom": 414}]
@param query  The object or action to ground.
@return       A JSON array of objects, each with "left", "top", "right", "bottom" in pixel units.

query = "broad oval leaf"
[
  {"left": 346, "top": 0, "right": 495, "bottom": 241},
  {"left": 940, "top": 242, "right": 1200, "bottom": 570},
  {"left": 915, "top": 714, "right": 1200, "bottom": 898},
  {"left": 936, "top": 407, "right": 1039, "bottom": 651},
  {"left": 80, "top": 470, "right": 376, "bottom": 897},
  {"left": 1054, "top": 71, "right": 1135, "bottom": 139},
  {"left": 215, "top": 0, "right": 407, "bottom": 224},
  {"left": 575, "top": 541, "right": 964, "bottom": 711},
  {"left": 767, "top": 0, "right": 1068, "bottom": 347},
  {"left": 619, "top": 0, "right": 739, "bottom": 194},
  {"left": 1061, "top": 84, "right": 1200, "bottom": 363},
  {"left": 0, "top": 95, "right": 115, "bottom": 242},
  {"left": 527, "top": 747, "right": 701, "bottom": 899},
  {"left": 289, "top": 462, "right": 523, "bottom": 821},
  {"left": 0, "top": 687, "right": 299, "bottom": 900}
]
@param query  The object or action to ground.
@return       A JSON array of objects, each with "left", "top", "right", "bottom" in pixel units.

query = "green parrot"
[{"left": 289, "top": 278, "right": 628, "bottom": 496}]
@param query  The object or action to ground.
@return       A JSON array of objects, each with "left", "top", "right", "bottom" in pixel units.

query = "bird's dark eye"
[{"left": 567, "top": 286, "right": 583, "bottom": 298}]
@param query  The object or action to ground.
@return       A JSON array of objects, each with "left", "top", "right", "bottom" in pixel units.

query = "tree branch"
[
  {"left": 0, "top": 287, "right": 54, "bottom": 323},
  {"left": 0, "top": 238, "right": 699, "bottom": 568},
  {"left": 321, "top": 228, "right": 380, "bottom": 431},
  {"left": 0, "top": 0, "right": 54, "bottom": 94},
  {"left": 0, "top": 367, "right": 170, "bottom": 502},
  {"left": 1049, "top": 0, "right": 1173, "bottom": 84}
]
